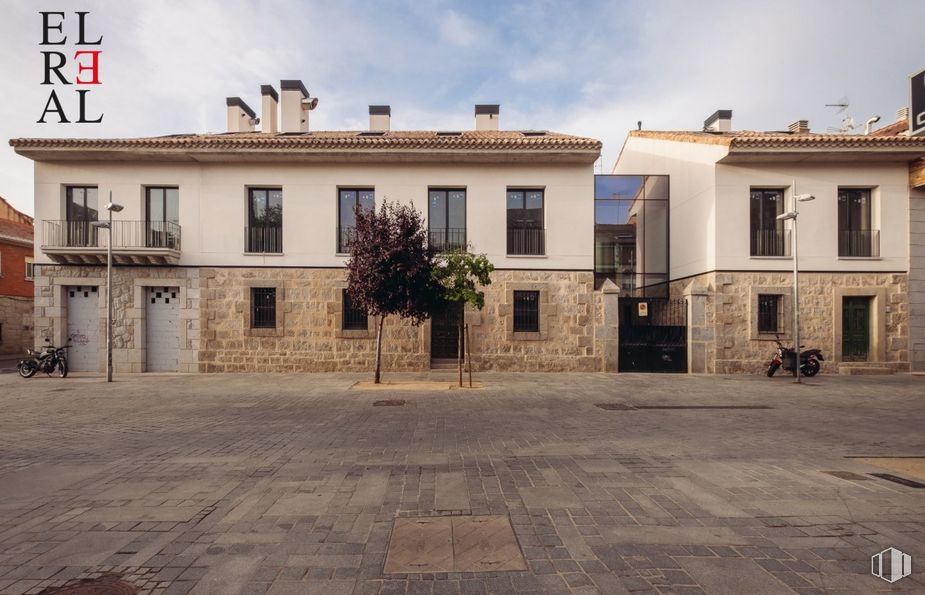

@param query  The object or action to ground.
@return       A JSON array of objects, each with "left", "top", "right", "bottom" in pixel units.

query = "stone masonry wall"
[
  {"left": 199, "top": 268, "right": 603, "bottom": 373},
  {"left": 672, "top": 271, "right": 909, "bottom": 374},
  {"left": 34, "top": 265, "right": 201, "bottom": 373},
  {"left": 0, "top": 296, "right": 33, "bottom": 355}
]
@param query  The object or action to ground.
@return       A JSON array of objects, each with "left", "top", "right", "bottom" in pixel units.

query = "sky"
[{"left": 1, "top": 0, "right": 923, "bottom": 216}]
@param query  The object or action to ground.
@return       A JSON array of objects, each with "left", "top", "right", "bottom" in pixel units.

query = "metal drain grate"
[
  {"left": 823, "top": 471, "right": 872, "bottom": 481},
  {"left": 39, "top": 576, "right": 139, "bottom": 594},
  {"left": 374, "top": 399, "right": 406, "bottom": 407},
  {"left": 594, "top": 403, "right": 635, "bottom": 410},
  {"left": 634, "top": 405, "right": 773, "bottom": 410},
  {"left": 870, "top": 473, "right": 925, "bottom": 488}
]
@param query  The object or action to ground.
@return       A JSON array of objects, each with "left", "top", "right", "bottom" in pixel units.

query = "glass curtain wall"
[{"left": 594, "top": 175, "right": 669, "bottom": 295}]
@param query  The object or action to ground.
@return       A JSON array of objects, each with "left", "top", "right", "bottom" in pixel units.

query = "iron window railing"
[
  {"left": 245, "top": 226, "right": 283, "bottom": 253},
  {"left": 251, "top": 287, "right": 276, "bottom": 328},
  {"left": 751, "top": 228, "right": 791, "bottom": 257},
  {"left": 342, "top": 290, "right": 368, "bottom": 330},
  {"left": 43, "top": 220, "right": 181, "bottom": 251},
  {"left": 337, "top": 226, "right": 357, "bottom": 254},
  {"left": 429, "top": 228, "right": 467, "bottom": 252},
  {"left": 513, "top": 290, "right": 540, "bottom": 332},
  {"left": 507, "top": 228, "right": 545, "bottom": 256},
  {"left": 757, "top": 294, "right": 782, "bottom": 333},
  {"left": 838, "top": 230, "right": 880, "bottom": 257}
]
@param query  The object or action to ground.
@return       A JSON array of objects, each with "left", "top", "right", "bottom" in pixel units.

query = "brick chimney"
[
  {"left": 261, "top": 85, "right": 279, "bottom": 133},
  {"left": 226, "top": 97, "right": 257, "bottom": 133},
  {"left": 369, "top": 105, "right": 391, "bottom": 132},
  {"left": 475, "top": 104, "right": 500, "bottom": 131}
]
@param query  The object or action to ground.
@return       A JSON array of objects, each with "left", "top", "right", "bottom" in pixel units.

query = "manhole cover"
[
  {"left": 823, "top": 471, "right": 871, "bottom": 481},
  {"left": 374, "top": 399, "right": 405, "bottom": 407},
  {"left": 870, "top": 473, "right": 925, "bottom": 488},
  {"left": 40, "top": 576, "right": 138, "bottom": 594},
  {"left": 594, "top": 403, "right": 635, "bottom": 410}
]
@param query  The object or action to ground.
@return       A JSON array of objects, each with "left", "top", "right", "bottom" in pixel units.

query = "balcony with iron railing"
[
  {"left": 245, "top": 226, "right": 283, "bottom": 254},
  {"left": 507, "top": 227, "right": 545, "bottom": 256},
  {"left": 750, "top": 228, "right": 792, "bottom": 257},
  {"left": 428, "top": 228, "right": 467, "bottom": 252},
  {"left": 839, "top": 229, "right": 880, "bottom": 258},
  {"left": 42, "top": 220, "right": 181, "bottom": 265}
]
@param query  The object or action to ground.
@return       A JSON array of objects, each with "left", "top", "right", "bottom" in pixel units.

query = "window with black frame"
[
  {"left": 838, "top": 188, "right": 877, "bottom": 257},
  {"left": 342, "top": 289, "right": 368, "bottom": 330},
  {"left": 513, "top": 290, "right": 540, "bottom": 332},
  {"left": 251, "top": 287, "right": 276, "bottom": 328},
  {"left": 757, "top": 294, "right": 782, "bottom": 334},
  {"left": 65, "top": 186, "right": 99, "bottom": 247},
  {"left": 506, "top": 189, "right": 544, "bottom": 255},
  {"left": 338, "top": 189, "right": 375, "bottom": 253},
  {"left": 750, "top": 189, "right": 788, "bottom": 257},
  {"left": 428, "top": 189, "right": 466, "bottom": 251},
  {"left": 247, "top": 188, "right": 283, "bottom": 253},
  {"left": 145, "top": 187, "right": 179, "bottom": 249}
]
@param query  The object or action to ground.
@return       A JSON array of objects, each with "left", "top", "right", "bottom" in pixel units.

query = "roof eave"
[
  {"left": 13, "top": 146, "right": 601, "bottom": 165},
  {"left": 720, "top": 146, "right": 925, "bottom": 163}
]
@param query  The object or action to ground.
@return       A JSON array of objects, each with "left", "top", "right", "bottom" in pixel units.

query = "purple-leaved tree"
[{"left": 346, "top": 200, "right": 441, "bottom": 383}]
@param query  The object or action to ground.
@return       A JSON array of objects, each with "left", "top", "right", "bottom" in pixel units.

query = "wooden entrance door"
[{"left": 842, "top": 297, "right": 870, "bottom": 361}]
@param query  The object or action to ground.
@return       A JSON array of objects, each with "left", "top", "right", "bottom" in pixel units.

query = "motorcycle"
[
  {"left": 767, "top": 335, "right": 823, "bottom": 377},
  {"left": 18, "top": 339, "right": 69, "bottom": 379}
]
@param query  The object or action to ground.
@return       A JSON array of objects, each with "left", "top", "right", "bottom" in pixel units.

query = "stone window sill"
[
  {"left": 512, "top": 331, "right": 545, "bottom": 341},
  {"left": 749, "top": 256, "right": 791, "bottom": 260},
  {"left": 246, "top": 327, "right": 283, "bottom": 337},
  {"left": 243, "top": 252, "right": 285, "bottom": 256},
  {"left": 837, "top": 256, "right": 882, "bottom": 261},
  {"left": 507, "top": 254, "right": 548, "bottom": 259}
]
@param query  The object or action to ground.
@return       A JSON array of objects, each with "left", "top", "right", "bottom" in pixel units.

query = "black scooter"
[
  {"left": 767, "top": 336, "right": 823, "bottom": 377},
  {"left": 18, "top": 339, "right": 69, "bottom": 379}
]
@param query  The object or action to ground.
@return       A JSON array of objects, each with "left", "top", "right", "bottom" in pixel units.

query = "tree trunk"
[
  {"left": 458, "top": 319, "right": 464, "bottom": 387},
  {"left": 374, "top": 315, "right": 385, "bottom": 384}
]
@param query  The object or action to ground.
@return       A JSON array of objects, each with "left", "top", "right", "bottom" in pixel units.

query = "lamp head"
[
  {"left": 106, "top": 202, "right": 124, "bottom": 212},
  {"left": 90, "top": 220, "right": 110, "bottom": 229},
  {"left": 794, "top": 194, "right": 815, "bottom": 202},
  {"left": 776, "top": 211, "right": 797, "bottom": 221}
]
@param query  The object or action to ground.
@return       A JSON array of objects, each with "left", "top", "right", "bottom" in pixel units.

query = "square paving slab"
[{"left": 384, "top": 515, "right": 525, "bottom": 573}]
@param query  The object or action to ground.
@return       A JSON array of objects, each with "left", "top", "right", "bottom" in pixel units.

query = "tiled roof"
[
  {"left": 9, "top": 130, "right": 602, "bottom": 153},
  {"left": 629, "top": 129, "right": 925, "bottom": 150},
  {"left": 0, "top": 219, "right": 33, "bottom": 244},
  {"left": 870, "top": 119, "right": 910, "bottom": 137}
]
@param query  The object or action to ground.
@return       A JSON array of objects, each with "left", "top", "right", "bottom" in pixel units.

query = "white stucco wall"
[
  {"left": 33, "top": 160, "right": 594, "bottom": 270},
  {"left": 613, "top": 135, "right": 911, "bottom": 278},
  {"left": 612, "top": 136, "right": 725, "bottom": 279}
]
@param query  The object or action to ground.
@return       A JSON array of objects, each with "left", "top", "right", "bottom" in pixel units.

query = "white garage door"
[
  {"left": 66, "top": 285, "right": 99, "bottom": 372},
  {"left": 147, "top": 286, "right": 179, "bottom": 372}
]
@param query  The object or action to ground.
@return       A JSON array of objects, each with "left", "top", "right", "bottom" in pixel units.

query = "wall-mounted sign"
[
  {"left": 638, "top": 302, "right": 648, "bottom": 317},
  {"left": 912, "top": 67, "right": 925, "bottom": 137}
]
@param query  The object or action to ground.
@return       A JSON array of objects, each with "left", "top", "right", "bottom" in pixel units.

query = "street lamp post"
[
  {"left": 776, "top": 188, "right": 815, "bottom": 384},
  {"left": 92, "top": 194, "right": 124, "bottom": 382}
]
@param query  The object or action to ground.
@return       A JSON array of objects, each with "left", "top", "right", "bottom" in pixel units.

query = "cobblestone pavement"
[{"left": 0, "top": 372, "right": 923, "bottom": 594}]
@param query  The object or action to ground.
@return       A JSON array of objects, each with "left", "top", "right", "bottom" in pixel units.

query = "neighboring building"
[
  {"left": 11, "top": 81, "right": 613, "bottom": 373},
  {"left": 0, "top": 197, "right": 34, "bottom": 355},
  {"left": 613, "top": 109, "right": 925, "bottom": 374}
]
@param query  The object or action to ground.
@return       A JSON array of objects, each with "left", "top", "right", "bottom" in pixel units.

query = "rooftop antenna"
[{"left": 825, "top": 96, "right": 856, "bottom": 133}]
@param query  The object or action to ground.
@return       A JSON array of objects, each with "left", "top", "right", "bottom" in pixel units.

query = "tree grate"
[{"left": 374, "top": 399, "right": 406, "bottom": 407}]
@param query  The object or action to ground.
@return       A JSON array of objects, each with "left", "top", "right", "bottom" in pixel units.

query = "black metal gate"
[
  {"left": 431, "top": 301, "right": 463, "bottom": 359},
  {"left": 619, "top": 297, "right": 688, "bottom": 373}
]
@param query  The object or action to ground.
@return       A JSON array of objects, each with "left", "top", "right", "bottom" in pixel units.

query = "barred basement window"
[
  {"left": 757, "top": 294, "right": 782, "bottom": 334},
  {"left": 251, "top": 287, "right": 277, "bottom": 328},
  {"left": 513, "top": 290, "right": 540, "bottom": 332},
  {"left": 342, "top": 289, "right": 368, "bottom": 330}
]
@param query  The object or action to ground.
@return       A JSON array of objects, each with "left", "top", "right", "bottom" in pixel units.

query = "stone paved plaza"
[{"left": 0, "top": 371, "right": 923, "bottom": 594}]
